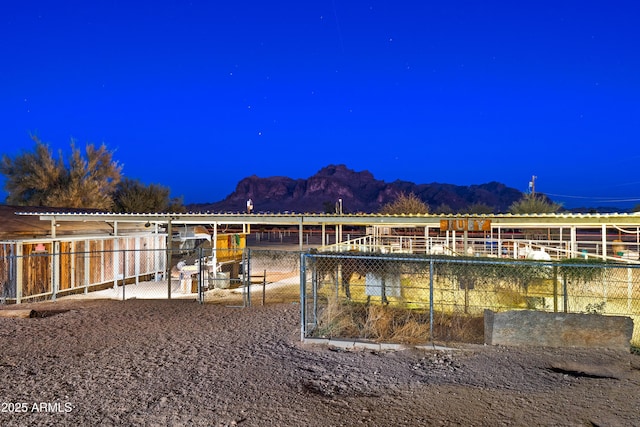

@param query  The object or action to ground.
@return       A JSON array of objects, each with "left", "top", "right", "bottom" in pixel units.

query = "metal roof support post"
[
  {"left": 424, "top": 226, "right": 429, "bottom": 254},
  {"left": 212, "top": 222, "right": 218, "bottom": 271},
  {"left": 298, "top": 218, "right": 303, "bottom": 251},
  {"left": 445, "top": 230, "right": 450, "bottom": 254},
  {"left": 463, "top": 230, "right": 469, "bottom": 256},
  {"left": 601, "top": 224, "right": 607, "bottom": 259},
  {"left": 452, "top": 230, "right": 456, "bottom": 255},
  {"left": 570, "top": 226, "right": 577, "bottom": 258}
]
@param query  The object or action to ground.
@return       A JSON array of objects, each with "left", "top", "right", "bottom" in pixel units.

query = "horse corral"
[{"left": 2, "top": 211, "right": 640, "bottom": 347}]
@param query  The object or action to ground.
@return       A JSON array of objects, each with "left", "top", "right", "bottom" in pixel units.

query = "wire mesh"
[
  {"left": 0, "top": 246, "right": 302, "bottom": 305},
  {"left": 242, "top": 249, "right": 302, "bottom": 305},
  {"left": 302, "top": 253, "right": 640, "bottom": 346}
]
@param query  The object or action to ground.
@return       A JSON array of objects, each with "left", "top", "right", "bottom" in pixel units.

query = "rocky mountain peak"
[{"left": 192, "top": 165, "right": 523, "bottom": 213}]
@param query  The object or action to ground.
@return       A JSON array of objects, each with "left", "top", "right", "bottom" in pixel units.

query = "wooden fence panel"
[
  {"left": 59, "top": 241, "right": 72, "bottom": 290},
  {"left": 74, "top": 241, "right": 87, "bottom": 288},
  {"left": 23, "top": 243, "right": 51, "bottom": 296},
  {"left": 4, "top": 235, "right": 165, "bottom": 301},
  {"left": 89, "top": 240, "right": 102, "bottom": 284}
]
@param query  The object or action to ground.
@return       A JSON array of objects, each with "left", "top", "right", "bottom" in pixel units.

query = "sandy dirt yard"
[{"left": 0, "top": 299, "right": 638, "bottom": 427}]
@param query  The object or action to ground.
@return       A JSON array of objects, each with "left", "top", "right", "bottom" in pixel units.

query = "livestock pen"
[
  {"left": 0, "top": 234, "right": 166, "bottom": 303},
  {"left": 300, "top": 252, "right": 640, "bottom": 347}
]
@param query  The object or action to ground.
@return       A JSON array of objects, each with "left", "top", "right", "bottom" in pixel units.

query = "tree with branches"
[
  {"left": 379, "top": 192, "right": 429, "bottom": 214},
  {"left": 1, "top": 136, "right": 122, "bottom": 209},
  {"left": 113, "top": 178, "right": 185, "bottom": 213},
  {"left": 459, "top": 202, "right": 495, "bottom": 214},
  {"left": 508, "top": 193, "right": 562, "bottom": 214}
]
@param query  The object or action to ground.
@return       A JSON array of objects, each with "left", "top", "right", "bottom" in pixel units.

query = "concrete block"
[{"left": 484, "top": 310, "right": 634, "bottom": 351}]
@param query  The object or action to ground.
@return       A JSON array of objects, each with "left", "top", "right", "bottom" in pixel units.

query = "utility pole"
[{"left": 529, "top": 175, "right": 537, "bottom": 195}]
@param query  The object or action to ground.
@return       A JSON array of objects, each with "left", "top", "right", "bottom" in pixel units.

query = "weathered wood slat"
[{"left": 0, "top": 309, "right": 35, "bottom": 318}]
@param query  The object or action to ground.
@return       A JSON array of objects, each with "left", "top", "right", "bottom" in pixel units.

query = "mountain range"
[{"left": 190, "top": 164, "right": 525, "bottom": 214}]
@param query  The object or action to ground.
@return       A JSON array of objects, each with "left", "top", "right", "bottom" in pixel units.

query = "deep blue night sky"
[{"left": 2, "top": 1, "right": 639, "bottom": 209}]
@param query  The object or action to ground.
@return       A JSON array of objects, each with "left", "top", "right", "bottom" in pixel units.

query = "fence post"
[
  {"left": 122, "top": 249, "right": 126, "bottom": 301},
  {"left": 262, "top": 269, "right": 266, "bottom": 306},
  {"left": 15, "top": 246, "right": 23, "bottom": 305},
  {"left": 167, "top": 221, "right": 173, "bottom": 300},
  {"left": 241, "top": 249, "right": 247, "bottom": 307},
  {"left": 134, "top": 238, "right": 140, "bottom": 286},
  {"left": 312, "top": 259, "right": 318, "bottom": 329},
  {"left": 562, "top": 273, "right": 568, "bottom": 313},
  {"left": 628, "top": 267, "right": 633, "bottom": 313},
  {"left": 300, "top": 252, "right": 306, "bottom": 341},
  {"left": 248, "top": 250, "right": 252, "bottom": 307},
  {"left": 51, "top": 244, "right": 57, "bottom": 302},
  {"left": 241, "top": 248, "right": 245, "bottom": 307},
  {"left": 198, "top": 247, "right": 203, "bottom": 304},
  {"left": 553, "top": 264, "right": 558, "bottom": 312},
  {"left": 429, "top": 258, "right": 434, "bottom": 342}
]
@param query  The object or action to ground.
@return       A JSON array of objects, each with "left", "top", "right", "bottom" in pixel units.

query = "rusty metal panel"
[{"left": 440, "top": 218, "right": 491, "bottom": 232}]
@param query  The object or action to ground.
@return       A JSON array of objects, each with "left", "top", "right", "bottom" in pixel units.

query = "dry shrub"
[
  {"left": 430, "top": 311, "right": 484, "bottom": 344},
  {"left": 362, "top": 304, "right": 394, "bottom": 340},
  {"left": 390, "top": 319, "right": 430, "bottom": 344},
  {"left": 315, "top": 297, "right": 361, "bottom": 338},
  {"left": 313, "top": 299, "right": 484, "bottom": 344}
]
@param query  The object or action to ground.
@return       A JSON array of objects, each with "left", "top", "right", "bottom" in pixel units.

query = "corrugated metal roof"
[{"left": 11, "top": 208, "right": 640, "bottom": 228}]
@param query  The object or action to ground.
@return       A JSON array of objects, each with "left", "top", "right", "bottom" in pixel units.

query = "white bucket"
[{"left": 214, "top": 272, "right": 230, "bottom": 289}]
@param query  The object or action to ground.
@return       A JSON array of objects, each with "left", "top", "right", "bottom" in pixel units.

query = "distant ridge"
[{"left": 189, "top": 164, "right": 525, "bottom": 214}]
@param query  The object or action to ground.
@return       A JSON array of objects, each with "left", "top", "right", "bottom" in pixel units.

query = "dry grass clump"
[
  {"left": 390, "top": 319, "right": 431, "bottom": 344},
  {"left": 313, "top": 297, "right": 484, "bottom": 344},
  {"left": 430, "top": 311, "right": 484, "bottom": 343},
  {"left": 362, "top": 304, "right": 394, "bottom": 339}
]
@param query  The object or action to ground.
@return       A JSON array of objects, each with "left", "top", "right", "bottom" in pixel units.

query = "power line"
[{"left": 544, "top": 193, "right": 640, "bottom": 203}]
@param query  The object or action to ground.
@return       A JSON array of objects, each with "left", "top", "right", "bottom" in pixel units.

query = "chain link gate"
[
  {"left": 194, "top": 248, "right": 302, "bottom": 307},
  {"left": 301, "top": 252, "right": 640, "bottom": 346}
]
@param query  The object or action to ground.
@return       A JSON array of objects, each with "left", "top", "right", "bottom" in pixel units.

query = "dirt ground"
[{"left": 0, "top": 299, "right": 639, "bottom": 427}]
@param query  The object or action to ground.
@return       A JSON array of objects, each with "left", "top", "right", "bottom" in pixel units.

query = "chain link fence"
[
  {"left": 0, "top": 246, "right": 304, "bottom": 306},
  {"left": 5, "top": 245, "right": 637, "bottom": 347},
  {"left": 236, "top": 248, "right": 301, "bottom": 305},
  {"left": 301, "top": 252, "right": 640, "bottom": 347},
  {"left": 0, "top": 247, "right": 170, "bottom": 303}
]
